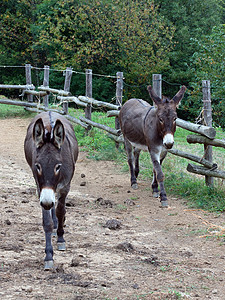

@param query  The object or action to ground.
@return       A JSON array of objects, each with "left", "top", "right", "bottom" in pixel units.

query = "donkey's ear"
[
  {"left": 172, "top": 86, "right": 186, "bottom": 106},
  {"left": 147, "top": 85, "right": 162, "bottom": 105},
  {"left": 53, "top": 120, "right": 65, "bottom": 149},
  {"left": 33, "top": 118, "right": 45, "bottom": 148}
]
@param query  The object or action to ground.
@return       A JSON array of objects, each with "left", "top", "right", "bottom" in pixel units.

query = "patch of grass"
[
  {"left": 0, "top": 103, "right": 35, "bottom": 119},
  {"left": 2, "top": 105, "right": 225, "bottom": 213}
]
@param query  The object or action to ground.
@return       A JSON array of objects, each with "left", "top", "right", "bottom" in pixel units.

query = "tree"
[
  {"left": 33, "top": 0, "right": 175, "bottom": 100},
  {"left": 188, "top": 25, "right": 225, "bottom": 128},
  {"left": 156, "top": 0, "right": 224, "bottom": 84},
  {"left": 0, "top": 0, "right": 41, "bottom": 87}
]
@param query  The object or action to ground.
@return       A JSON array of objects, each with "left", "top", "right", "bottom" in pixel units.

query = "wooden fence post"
[
  {"left": 152, "top": 74, "right": 162, "bottom": 99},
  {"left": 43, "top": 65, "right": 49, "bottom": 108},
  {"left": 25, "top": 64, "right": 33, "bottom": 102},
  {"left": 63, "top": 67, "right": 73, "bottom": 114},
  {"left": 115, "top": 71, "right": 123, "bottom": 122},
  {"left": 85, "top": 69, "right": 92, "bottom": 121},
  {"left": 202, "top": 80, "right": 213, "bottom": 187},
  {"left": 115, "top": 72, "right": 123, "bottom": 147}
]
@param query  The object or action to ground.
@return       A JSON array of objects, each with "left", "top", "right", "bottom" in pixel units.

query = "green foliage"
[
  {"left": 157, "top": 0, "right": 223, "bottom": 84},
  {"left": 188, "top": 25, "right": 225, "bottom": 127},
  {"left": 0, "top": 0, "right": 37, "bottom": 65},
  {"left": 33, "top": 0, "right": 175, "bottom": 100},
  {"left": 1, "top": 0, "right": 225, "bottom": 124}
]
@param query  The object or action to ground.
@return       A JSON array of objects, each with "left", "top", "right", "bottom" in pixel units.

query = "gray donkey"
[
  {"left": 24, "top": 111, "right": 78, "bottom": 269},
  {"left": 119, "top": 85, "right": 186, "bottom": 207}
]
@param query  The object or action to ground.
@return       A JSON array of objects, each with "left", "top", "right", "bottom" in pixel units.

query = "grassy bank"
[{"left": 1, "top": 103, "right": 225, "bottom": 213}]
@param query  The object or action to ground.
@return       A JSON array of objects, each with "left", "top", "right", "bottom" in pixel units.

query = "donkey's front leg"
[
  {"left": 42, "top": 208, "right": 54, "bottom": 270},
  {"left": 152, "top": 148, "right": 168, "bottom": 198},
  {"left": 150, "top": 150, "right": 168, "bottom": 208},
  {"left": 51, "top": 204, "right": 58, "bottom": 237},
  {"left": 56, "top": 186, "right": 69, "bottom": 251}
]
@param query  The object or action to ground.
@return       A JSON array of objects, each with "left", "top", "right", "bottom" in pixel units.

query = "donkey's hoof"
[
  {"left": 131, "top": 183, "right": 138, "bottom": 190},
  {"left": 57, "top": 242, "right": 66, "bottom": 251},
  {"left": 160, "top": 200, "right": 168, "bottom": 208},
  {"left": 153, "top": 192, "right": 159, "bottom": 198},
  {"left": 52, "top": 229, "right": 57, "bottom": 237},
  {"left": 44, "top": 260, "right": 54, "bottom": 270}
]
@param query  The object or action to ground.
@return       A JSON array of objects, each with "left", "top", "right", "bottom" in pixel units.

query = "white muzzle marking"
[
  {"left": 163, "top": 133, "right": 174, "bottom": 148},
  {"left": 40, "top": 188, "right": 55, "bottom": 208}
]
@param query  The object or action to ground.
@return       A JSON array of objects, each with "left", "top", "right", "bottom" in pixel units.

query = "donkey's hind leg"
[
  {"left": 152, "top": 168, "right": 159, "bottom": 198},
  {"left": 134, "top": 147, "right": 141, "bottom": 179},
  {"left": 124, "top": 138, "right": 138, "bottom": 189}
]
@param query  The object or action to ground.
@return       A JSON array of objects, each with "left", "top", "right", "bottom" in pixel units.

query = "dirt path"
[{"left": 0, "top": 117, "right": 225, "bottom": 300}]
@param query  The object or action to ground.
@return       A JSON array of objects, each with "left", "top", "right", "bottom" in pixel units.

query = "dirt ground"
[{"left": 0, "top": 117, "right": 225, "bottom": 300}]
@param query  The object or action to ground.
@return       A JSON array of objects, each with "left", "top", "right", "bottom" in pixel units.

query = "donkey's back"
[{"left": 119, "top": 98, "right": 155, "bottom": 149}]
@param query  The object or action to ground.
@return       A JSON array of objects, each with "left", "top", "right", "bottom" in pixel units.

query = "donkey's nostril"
[
  {"left": 164, "top": 141, "right": 174, "bottom": 149},
  {"left": 40, "top": 201, "right": 54, "bottom": 210}
]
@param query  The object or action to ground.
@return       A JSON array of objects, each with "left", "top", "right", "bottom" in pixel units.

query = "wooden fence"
[{"left": 0, "top": 64, "right": 225, "bottom": 187}]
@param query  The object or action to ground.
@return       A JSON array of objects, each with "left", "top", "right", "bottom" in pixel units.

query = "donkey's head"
[
  {"left": 32, "top": 118, "right": 65, "bottom": 210},
  {"left": 147, "top": 85, "right": 186, "bottom": 149}
]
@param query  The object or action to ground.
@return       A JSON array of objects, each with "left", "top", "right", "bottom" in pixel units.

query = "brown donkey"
[
  {"left": 119, "top": 85, "right": 186, "bottom": 207},
  {"left": 24, "top": 111, "right": 78, "bottom": 269}
]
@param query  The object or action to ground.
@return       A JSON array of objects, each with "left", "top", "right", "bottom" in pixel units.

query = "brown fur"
[
  {"left": 24, "top": 111, "right": 78, "bottom": 269},
  {"left": 119, "top": 86, "right": 186, "bottom": 207}
]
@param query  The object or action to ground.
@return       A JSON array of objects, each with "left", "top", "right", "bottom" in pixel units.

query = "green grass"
[
  {"left": 0, "top": 102, "right": 35, "bottom": 118},
  {"left": 2, "top": 104, "right": 225, "bottom": 213},
  {"left": 71, "top": 109, "right": 225, "bottom": 213}
]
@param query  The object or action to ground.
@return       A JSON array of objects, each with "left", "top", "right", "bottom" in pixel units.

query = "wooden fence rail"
[{"left": 0, "top": 64, "right": 224, "bottom": 186}]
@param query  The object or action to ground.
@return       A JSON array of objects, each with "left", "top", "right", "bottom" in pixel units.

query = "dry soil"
[{"left": 0, "top": 117, "right": 225, "bottom": 300}]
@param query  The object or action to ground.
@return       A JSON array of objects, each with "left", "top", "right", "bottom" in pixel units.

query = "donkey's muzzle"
[
  {"left": 40, "top": 188, "right": 55, "bottom": 210},
  {"left": 163, "top": 133, "right": 174, "bottom": 149}
]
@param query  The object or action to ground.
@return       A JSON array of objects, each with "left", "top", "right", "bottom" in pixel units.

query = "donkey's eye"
[
  {"left": 35, "top": 163, "right": 42, "bottom": 175},
  {"left": 55, "top": 164, "right": 62, "bottom": 175}
]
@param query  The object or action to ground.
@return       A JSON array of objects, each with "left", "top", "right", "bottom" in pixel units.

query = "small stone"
[
  {"left": 21, "top": 286, "right": 33, "bottom": 293},
  {"left": 22, "top": 199, "right": 29, "bottom": 203},
  {"left": 143, "top": 256, "right": 159, "bottom": 266},
  {"left": 104, "top": 219, "right": 121, "bottom": 230},
  {"left": 132, "top": 283, "right": 139, "bottom": 289},
  {"left": 81, "top": 173, "right": 86, "bottom": 178},
  {"left": 80, "top": 182, "right": 86, "bottom": 186},
  {"left": 116, "top": 242, "right": 134, "bottom": 252},
  {"left": 5, "top": 219, "right": 11, "bottom": 225},
  {"left": 95, "top": 198, "right": 113, "bottom": 208},
  {"left": 124, "top": 199, "right": 136, "bottom": 206},
  {"left": 71, "top": 258, "right": 80, "bottom": 267}
]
